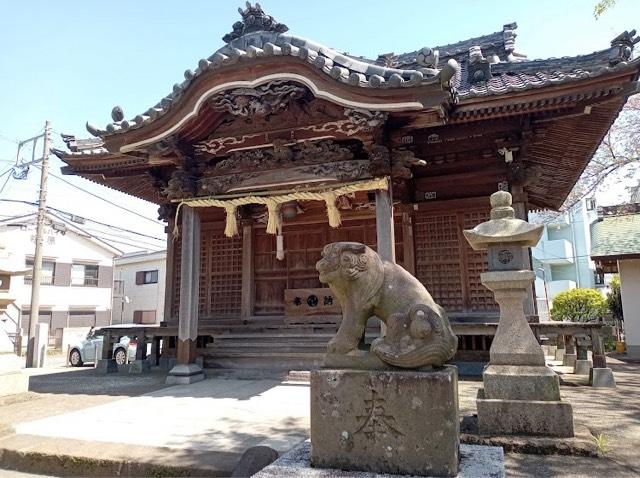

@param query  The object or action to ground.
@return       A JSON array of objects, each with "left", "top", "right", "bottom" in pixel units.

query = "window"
[
  {"left": 586, "top": 198, "right": 596, "bottom": 211},
  {"left": 71, "top": 264, "right": 99, "bottom": 286},
  {"left": 135, "top": 270, "right": 158, "bottom": 285},
  {"left": 24, "top": 258, "right": 55, "bottom": 285},
  {"left": 113, "top": 280, "right": 125, "bottom": 296},
  {"left": 133, "top": 310, "right": 156, "bottom": 324},
  {"left": 594, "top": 271, "right": 605, "bottom": 286}
]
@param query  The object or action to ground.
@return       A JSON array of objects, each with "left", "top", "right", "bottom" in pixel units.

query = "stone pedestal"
[
  {"left": 563, "top": 353, "right": 577, "bottom": 368},
  {"left": 477, "top": 389, "right": 574, "bottom": 438},
  {"left": 166, "top": 363, "right": 205, "bottom": 385},
  {"left": 128, "top": 359, "right": 151, "bottom": 374},
  {"left": 255, "top": 440, "right": 504, "bottom": 478},
  {"left": 589, "top": 367, "right": 616, "bottom": 388},
  {"left": 574, "top": 359, "right": 592, "bottom": 375},
  {"left": 311, "top": 366, "right": 459, "bottom": 477}
]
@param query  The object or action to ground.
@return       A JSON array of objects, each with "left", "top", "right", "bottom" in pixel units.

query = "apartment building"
[
  {"left": 0, "top": 212, "right": 121, "bottom": 348},
  {"left": 113, "top": 250, "right": 166, "bottom": 325}
]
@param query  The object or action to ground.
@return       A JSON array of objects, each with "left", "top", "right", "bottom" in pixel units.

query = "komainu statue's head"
[{"left": 316, "top": 242, "right": 380, "bottom": 285}]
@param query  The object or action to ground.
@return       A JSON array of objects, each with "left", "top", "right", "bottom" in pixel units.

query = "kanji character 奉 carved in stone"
[{"left": 316, "top": 242, "right": 457, "bottom": 368}]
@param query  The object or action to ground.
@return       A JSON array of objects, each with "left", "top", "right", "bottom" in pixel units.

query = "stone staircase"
[{"left": 202, "top": 322, "right": 377, "bottom": 370}]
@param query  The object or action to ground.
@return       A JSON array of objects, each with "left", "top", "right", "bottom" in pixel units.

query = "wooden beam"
[{"left": 241, "top": 221, "right": 255, "bottom": 321}]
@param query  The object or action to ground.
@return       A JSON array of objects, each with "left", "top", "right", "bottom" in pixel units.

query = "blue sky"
[{"left": 0, "top": 0, "right": 638, "bottom": 248}]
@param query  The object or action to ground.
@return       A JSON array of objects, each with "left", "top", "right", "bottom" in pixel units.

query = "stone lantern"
[{"left": 464, "top": 191, "right": 574, "bottom": 437}]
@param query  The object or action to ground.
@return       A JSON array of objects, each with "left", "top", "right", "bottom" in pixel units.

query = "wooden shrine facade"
[{"left": 54, "top": 4, "right": 640, "bottom": 369}]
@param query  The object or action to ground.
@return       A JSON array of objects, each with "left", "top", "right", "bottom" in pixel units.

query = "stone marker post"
[
  {"left": 463, "top": 191, "right": 574, "bottom": 437},
  {"left": 33, "top": 323, "right": 48, "bottom": 368}
]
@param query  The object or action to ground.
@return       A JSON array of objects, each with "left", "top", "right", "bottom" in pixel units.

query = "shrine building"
[{"left": 54, "top": 4, "right": 640, "bottom": 377}]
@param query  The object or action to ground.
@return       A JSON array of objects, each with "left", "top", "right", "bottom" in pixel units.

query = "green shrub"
[
  {"left": 550, "top": 288, "right": 607, "bottom": 322},
  {"left": 606, "top": 275, "right": 624, "bottom": 321}
]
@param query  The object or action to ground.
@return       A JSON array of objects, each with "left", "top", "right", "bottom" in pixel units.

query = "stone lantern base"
[
  {"left": 310, "top": 366, "right": 460, "bottom": 477},
  {"left": 477, "top": 365, "right": 574, "bottom": 438}
]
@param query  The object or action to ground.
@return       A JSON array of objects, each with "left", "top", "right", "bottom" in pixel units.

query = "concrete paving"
[
  {"left": 15, "top": 378, "right": 309, "bottom": 453},
  {"left": 0, "top": 354, "right": 638, "bottom": 477}
]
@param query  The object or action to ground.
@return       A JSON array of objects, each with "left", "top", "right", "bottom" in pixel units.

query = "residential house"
[
  {"left": 113, "top": 250, "right": 166, "bottom": 325},
  {"left": 591, "top": 203, "right": 640, "bottom": 358},
  {"left": 531, "top": 198, "right": 600, "bottom": 320},
  {"left": 0, "top": 212, "right": 121, "bottom": 349}
]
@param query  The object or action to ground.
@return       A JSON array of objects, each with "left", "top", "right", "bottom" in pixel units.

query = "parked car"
[{"left": 68, "top": 328, "right": 137, "bottom": 366}]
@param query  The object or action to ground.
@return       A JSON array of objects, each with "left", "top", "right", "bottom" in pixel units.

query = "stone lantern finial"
[{"left": 489, "top": 190, "right": 514, "bottom": 219}]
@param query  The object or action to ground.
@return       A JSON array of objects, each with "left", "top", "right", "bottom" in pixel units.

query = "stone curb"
[{"left": 0, "top": 446, "right": 230, "bottom": 477}]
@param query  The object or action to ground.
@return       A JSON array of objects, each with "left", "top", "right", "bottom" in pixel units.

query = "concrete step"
[
  {"left": 206, "top": 351, "right": 326, "bottom": 359},
  {"left": 207, "top": 340, "right": 327, "bottom": 350},
  {"left": 212, "top": 333, "right": 337, "bottom": 341},
  {"left": 204, "top": 353, "right": 325, "bottom": 370}
]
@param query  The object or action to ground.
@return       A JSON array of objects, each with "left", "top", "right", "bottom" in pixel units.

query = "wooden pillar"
[
  {"left": 375, "top": 186, "right": 394, "bottom": 337},
  {"left": 101, "top": 331, "right": 112, "bottom": 360},
  {"left": 402, "top": 212, "right": 415, "bottom": 274},
  {"left": 375, "top": 186, "right": 395, "bottom": 263},
  {"left": 167, "top": 206, "right": 205, "bottom": 384},
  {"left": 163, "top": 222, "right": 176, "bottom": 324},
  {"left": 240, "top": 220, "right": 254, "bottom": 321},
  {"left": 511, "top": 186, "right": 536, "bottom": 319}
]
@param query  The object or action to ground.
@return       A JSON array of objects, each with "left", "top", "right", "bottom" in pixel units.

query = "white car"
[{"left": 68, "top": 328, "right": 137, "bottom": 367}]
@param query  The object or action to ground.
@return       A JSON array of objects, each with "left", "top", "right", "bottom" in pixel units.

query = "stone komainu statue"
[{"left": 316, "top": 242, "right": 457, "bottom": 368}]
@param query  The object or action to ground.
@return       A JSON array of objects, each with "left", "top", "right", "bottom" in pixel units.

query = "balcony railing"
[
  {"left": 24, "top": 276, "right": 54, "bottom": 285},
  {"left": 71, "top": 277, "right": 99, "bottom": 287}
]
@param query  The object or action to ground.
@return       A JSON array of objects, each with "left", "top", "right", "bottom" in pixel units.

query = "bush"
[
  {"left": 550, "top": 288, "right": 607, "bottom": 322},
  {"left": 606, "top": 275, "right": 624, "bottom": 321}
]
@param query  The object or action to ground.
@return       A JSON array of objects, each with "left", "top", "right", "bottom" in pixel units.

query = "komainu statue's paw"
[
  {"left": 372, "top": 304, "right": 457, "bottom": 368},
  {"left": 327, "top": 336, "right": 358, "bottom": 355}
]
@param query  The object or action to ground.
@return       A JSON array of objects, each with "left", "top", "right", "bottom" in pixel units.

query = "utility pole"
[{"left": 25, "top": 121, "right": 51, "bottom": 368}]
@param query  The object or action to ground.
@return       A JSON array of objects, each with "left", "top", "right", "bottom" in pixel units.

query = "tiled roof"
[
  {"left": 591, "top": 208, "right": 640, "bottom": 258},
  {"left": 82, "top": 4, "right": 639, "bottom": 141}
]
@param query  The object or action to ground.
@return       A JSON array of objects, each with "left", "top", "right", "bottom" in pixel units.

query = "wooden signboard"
[{"left": 284, "top": 288, "right": 341, "bottom": 317}]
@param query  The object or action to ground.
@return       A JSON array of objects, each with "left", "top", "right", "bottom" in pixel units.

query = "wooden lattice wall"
[
  {"left": 170, "top": 222, "right": 243, "bottom": 319},
  {"left": 199, "top": 224, "right": 243, "bottom": 317},
  {"left": 413, "top": 205, "right": 497, "bottom": 314}
]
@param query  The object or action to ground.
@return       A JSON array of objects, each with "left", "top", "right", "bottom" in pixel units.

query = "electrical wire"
[
  {"left": 0, "top": 133, "right": 20, "bottom": 145},
  {"left": 33, "top": 164, "right": 160, "bottom": 225},
  {"left": 0, "top": 174, "right": 12, "bottom": 196},
  {"left": 89, "top": 233, "right": 164, "bottom": 251},
  {"left": 0, "top": 199, "right": 165, "bottom": 242},
  {"left": 82, "top": 227, "right": 164, "bottom": 249}
]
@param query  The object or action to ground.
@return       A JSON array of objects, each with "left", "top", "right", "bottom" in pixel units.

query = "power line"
[
  {"left": 0, "top": 133, "right": 19, "bottom": 145},
  {"left": 50, "top": 207, "right": 165, "bottom": 241},
  {"left": 82, "top": 227, "right": 165, "bottom": 249},
  {"left": 0, "top": 176, "right": 11, "bottom": 195},
  {"left": 89, "top": 233, "right": 164, "bottom": 251},
  {"left": 32, "top": 164, "right": 160, "bottom": 225},
  {"left": 0, "top": 199, "right": 165, "bottom": 241}
]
